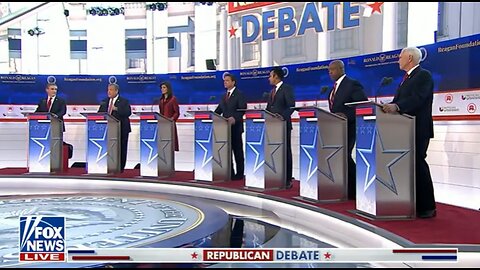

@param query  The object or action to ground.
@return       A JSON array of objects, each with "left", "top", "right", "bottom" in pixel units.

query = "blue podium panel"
[
  {"left": 355, "top": 107, "right": 378, "bottom": 216},
  {"left": 298, "top": 110, "right": 318, "bottom": 200},
  {"left": 28, "top": 115, "right": 51, "bottom": 173},
  {"left": 245, "top": 112, "right": 265, "bottom": 189},
  {"left": 86, "top": 116, "right": 108, "bottom": 174},
  {"left": 194, "top": 113, "right": 213, "bottom": 181},
  {"left": 140, "top": 116, "right": 159, "bottom": 177}
]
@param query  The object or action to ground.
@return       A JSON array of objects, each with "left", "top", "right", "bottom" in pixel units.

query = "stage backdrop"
[{"left": 0, "top": 33, "right": 479, "bottom": 118}]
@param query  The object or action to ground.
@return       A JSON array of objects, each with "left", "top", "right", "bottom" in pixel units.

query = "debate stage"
[{"left": 0, "top": 167, "right": 479, "bottom": 268}]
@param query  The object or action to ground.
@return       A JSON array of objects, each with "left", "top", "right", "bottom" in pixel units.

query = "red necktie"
[
  {"left": 329, "top": 82, "right": 337, "bottom": 108},
  {"left": 400, "top": 73, "right": 408, "bottom": 85},
  {"left": 271, "top": 87, "right": 276, "bottom": 102},
  {"left": 108, "top": 99, "right": 113, "bottom": 114},
  {"left": 47, "top": 97, "right": 52, "bottom": 111}
]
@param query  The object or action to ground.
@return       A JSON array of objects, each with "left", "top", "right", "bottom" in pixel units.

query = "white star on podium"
[
  {"left": 89, "top": 128, "right": 108, "bottom": 163},
  {"left": 195, "top": 126, "right": 213, "bottom": 167},
  {"left": 141, "top": 126, "right": 158, "bottom": 165},
  {"left": 31, "top": 127, "right": 51, "bottom": 162},
  {"left": 246, "top": 125, "right": 265, "bottom": 173},
  {"left": 300, "top": 129, "right": 318, "bottom": 182}
]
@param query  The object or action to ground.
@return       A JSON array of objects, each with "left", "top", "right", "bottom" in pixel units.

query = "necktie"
[
  {"left": 400, "top": 73, "right": 408, "bottom": 85},
  {"left": 225, "top": 91, "right": 231, "bottom": 102},
  {"left": 329, "top": 82, "right": 337, "bottom": 108},
  {"left": 271, "top": 87, "right": 276, "bottom": 102},
  {"left": 108, "top": 98, "right": 114, "bottom": 114},
  {"left": 47, "top": 97, "right": 52, "bottom": 111}
]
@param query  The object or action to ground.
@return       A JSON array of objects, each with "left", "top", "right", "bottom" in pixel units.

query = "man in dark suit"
[
  {"left": 215, "top": 73, "right": 247, "bottom": 180},
  {"left": 35, "top": 83, "right": 67, "bottom": 131},
  {"left": 328, "top": 60, "right": 368, "bottom": 200},
  {"left": 266, "top": 67, "right": 296, "bottom": 189},
  {"left": 383, "top": 47, "right": 436, "bottom": 218},
  {"left": 98, "top": 83, "right": 132, "bottom": 172}
]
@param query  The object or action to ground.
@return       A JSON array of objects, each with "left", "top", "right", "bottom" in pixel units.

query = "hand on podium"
[
  {"left": 382, "top": 103, "right": 399, "bottom": 114},
  {"left": 275, "top": 113, "right": 284, "bottom": 121},
  {"left": 227, "top": 116, "right": 236, "bottom": 125}
]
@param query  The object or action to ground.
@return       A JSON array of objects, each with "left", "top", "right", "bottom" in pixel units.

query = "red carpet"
[{"left": 1, "top": 167, "right": 479, "bottom": 245}]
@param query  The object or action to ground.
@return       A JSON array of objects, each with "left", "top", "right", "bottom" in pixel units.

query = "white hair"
[{"left": 401, "top": 47, "right": 422, "bottom": 64}]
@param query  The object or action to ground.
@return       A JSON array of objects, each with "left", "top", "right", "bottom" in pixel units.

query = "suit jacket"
[
  {"left": 35, "top": 96, "right": 67, "bottom": 131},
  {"left": 215, "top": 88, "right": 247, "bottom": 133},
  {"left": 98, "top": 96, "right": 132, "bottom": 136},
  {"left": 159, "top": 95, "right": 180, "bottom": 151},
  {"left": 392, "top": 66, "right": 434, "bottom": 139},
  {"left": 266, "top": 83, "right": 295, "bottom": 130},
  {"left": 329, "top": 76, "right": 368, "bottom": 124}
]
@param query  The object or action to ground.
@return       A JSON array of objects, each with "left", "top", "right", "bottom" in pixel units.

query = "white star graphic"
[
  {"left": 357, "top": 128, "right": 377, "bottom": 192},
  {"left": 141, "top": 126, "right": 158, "bottom": 165},
  {"left": 195, "top": 125, "right": 213, "bottom": 167},
  {"left": 246, "top": 125, "right": 265, "bottom": 173},
  {"left": 300, "top": 128, "right": 318, "bottom": 182},
  {"left": 31, "top": 127, "right": 51, "bottom": 162},
  {"left": 89, "top": 127, "right": 108, "bottom": 163}
]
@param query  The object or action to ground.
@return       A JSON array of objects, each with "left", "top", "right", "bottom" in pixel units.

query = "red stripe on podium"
[
  {"left": 194, "top": 114, "right": 210, "bottom": 119},
  {"left": 298, "top": 111, "right": 315, "bottom": 118},
  {"left": 140, "top": 115, "right": 156, "bottom": 120},
  {"left": 245, "top": 113, "right": 262, "bottom": 119},
  {"left": 356, "top": 107, "right": 374, "bottom": 116},
  {"left": 28, "top": 115, "right": 48, "bottom": 120},
  {"left": 87, "top": 116, "right": 105, "bottom": 120}
]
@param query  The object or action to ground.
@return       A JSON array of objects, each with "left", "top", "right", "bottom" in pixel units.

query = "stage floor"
[{"left": 0, "top": 168, "right": 479, "bottom": 268}]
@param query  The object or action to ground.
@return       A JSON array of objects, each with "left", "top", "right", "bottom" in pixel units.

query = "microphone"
[
  {"left": 208, "top": 96, "right": 216, "bottom": 111},
  {"left": 376, "top": 77, "right": 393, "bottom": 103},
  {"left": 261, "top": 92, "right": 270, "bottom": 110},
  {"left": 151, "top": 98, "right": 159, "bottom": 113},
  {"left": 318, "top": 86, "right": 329, "bottom": 107}
]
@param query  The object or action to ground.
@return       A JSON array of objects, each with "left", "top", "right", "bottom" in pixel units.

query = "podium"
[
  {"left": 81, "top": 113, "right": 121, "bottom": 175},
  {"left": 296, "top": 106, "right": 348, "bottom": 201},
  {"left": 346, "top": 101, "right": 415, "bottom": 219},
  {"left": 25, "top": 112, "right": 63, "bottom": 173},
  {"left": 137, "top": 112, "right": 175, "bottom": 177},
  {"left": 190, "top": 110, "right": 231, "bottom": 182},
  {"left": 242, "top": 109, "right": 286, "bottom": 190}
]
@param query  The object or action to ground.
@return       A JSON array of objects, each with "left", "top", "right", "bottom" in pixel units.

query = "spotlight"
[
  {"left": 156, "top": 2, "right": 166, "bottom": 10},
  {"left": 146, "top": 2, "right": 168, "bottom": 11},
  {"left": 27, "top": 27, "right": 44, "bottom": 36}
]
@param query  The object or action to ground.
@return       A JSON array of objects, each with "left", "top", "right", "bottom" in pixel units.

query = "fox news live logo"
[{"left": 19, "top": 216, "right": 66, "bottom": 262}]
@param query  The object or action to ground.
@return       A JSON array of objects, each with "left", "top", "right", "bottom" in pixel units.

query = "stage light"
[
  {"left": 27, "top": 27, "right": 44, "bottom": 36},
  {"left": 87, "top": 6, "right": 124, "bottom": 16},
  {"left": 146, "top": 2, "right": 168, "bottom": 11}
]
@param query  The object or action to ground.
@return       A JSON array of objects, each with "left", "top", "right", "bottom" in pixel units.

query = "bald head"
[{"left": 328, "top": 60, "right": 345, "bottom": 82}]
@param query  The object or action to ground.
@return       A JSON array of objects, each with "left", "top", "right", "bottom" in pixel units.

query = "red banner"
[{"left": 227, "top": 2, "right": 280, "bottom": 14}]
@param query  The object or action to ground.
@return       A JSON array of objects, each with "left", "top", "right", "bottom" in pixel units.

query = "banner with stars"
[
  {"left": 28, "top": 116, "right": 52, "bottom": 173},
  {"left": 67, "top": 247, "right": 458, "bottom": 263}
]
